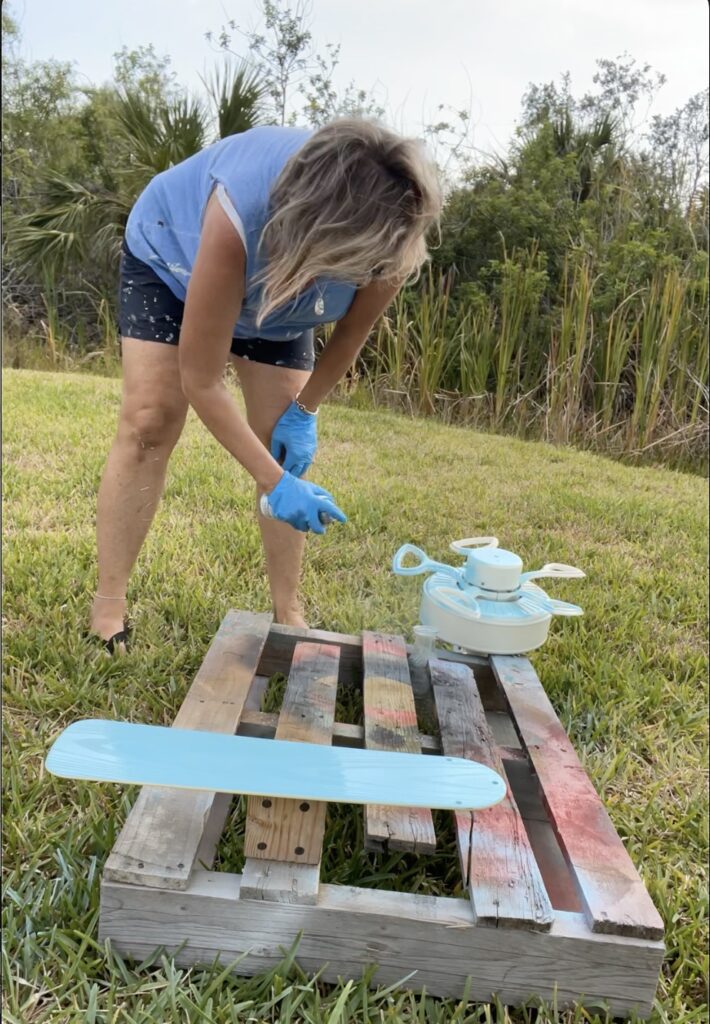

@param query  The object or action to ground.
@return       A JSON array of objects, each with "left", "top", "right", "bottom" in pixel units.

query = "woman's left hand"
[{"left": 270, "top": 400, "right": 318, "bottom": 478}]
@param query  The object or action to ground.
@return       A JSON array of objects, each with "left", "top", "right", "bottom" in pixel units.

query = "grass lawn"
[{"left": 3, "top": 368, "right": 708, "bottom": 1023}]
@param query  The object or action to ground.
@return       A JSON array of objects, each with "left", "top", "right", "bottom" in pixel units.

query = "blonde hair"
[{"left": 255, "top": 118, "right": 442, "bottom": 326}]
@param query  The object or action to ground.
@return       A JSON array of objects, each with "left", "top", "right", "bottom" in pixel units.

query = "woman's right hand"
[{"left": 264, "top": 472, "right": 347, "bottom": 534}]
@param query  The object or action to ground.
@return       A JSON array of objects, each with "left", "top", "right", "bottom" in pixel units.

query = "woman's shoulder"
[{"left": 209, "top": 125, "right": 314, "bottom": 233}]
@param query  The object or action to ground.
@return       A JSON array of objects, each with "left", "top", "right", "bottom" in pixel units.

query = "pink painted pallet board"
[
  {"left": 430, "top": 659, "right": 553, "bottom": 930},
  {"left": 492, "top": 655, "right": 664, "bottom": 940}
]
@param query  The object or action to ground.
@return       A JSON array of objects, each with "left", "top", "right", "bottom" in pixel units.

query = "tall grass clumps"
[{"left": 357, "top": 249, "right": 708, "bottom": 471}]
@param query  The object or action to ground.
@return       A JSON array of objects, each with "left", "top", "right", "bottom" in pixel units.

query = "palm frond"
[
  {"left": 8, "top": 173, "right": 129, "bottom": 272},
  {"left": 201, "top": 61, "right": 269, "bottom": 139},
  {"left": 552, "top": 109, "right": 576, "bottom": 156},
  {"left": 113, "top": 89, "right": 208, "bottom": 190},
  {"left": 159, "top": 96, "right": 209, "bottom": 162}
]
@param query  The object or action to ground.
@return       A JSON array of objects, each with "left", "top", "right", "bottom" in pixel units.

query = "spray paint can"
[{"left": 259, "top": 493, "right": 333, "bottom": 525}]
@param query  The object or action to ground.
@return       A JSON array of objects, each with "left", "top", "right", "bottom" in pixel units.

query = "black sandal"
[
  {"left": 85, "top": 618, "right": 132, "bottom": 654},
  {"left": 103, "top": 628, "right": 130, "bottom": 654},
  {"left": 92, "top": 594, "right": 132, "bottom": 654}
]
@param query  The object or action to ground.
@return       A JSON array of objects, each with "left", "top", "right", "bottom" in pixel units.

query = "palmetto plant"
[
  {"left": 202, "top": 60, "right": 269, "bottom": 139},
  {"left": 9, "top": 174, "right": 131, "bottom": 271},
  {"left": 551, "top": 108, "right": 620, "bottom": 202},
  {"left": 114, "top": 90, "right": 208, "bottom": 195},
  {"left": 8, "top": 62, "right": 268, "bottom": 276}
]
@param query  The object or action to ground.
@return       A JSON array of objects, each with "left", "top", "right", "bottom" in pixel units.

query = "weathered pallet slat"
[
  {"left": 100, "top": 871, "right": 664, "bottom": 1018},
  {"left": 362, "top": 632, "right": 437, "bottom": 853},
  {"left": 243, "top": 642, "right": 339, "bottom": 882},
  {"left": 492, "top": 655, "right": 665, "bottom": 940},
  {"left": 258, "top": 622, "right": 490, "bottom": 687},
  {"left": 240, "top": 859, "right": 321, "bottom": 905},
  {"left": 430, "top": 659, "right": 554, "bottom": 931},
  {"left": 104, "top": 610, "right": 272, "bottom": 890},
  {"left": 237, "top": 707, "right": 525, "bottom": 760}
]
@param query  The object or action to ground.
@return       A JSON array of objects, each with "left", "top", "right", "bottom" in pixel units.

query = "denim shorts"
[{"left": 117, "top": 242, "right": 315, "bottom": 371}]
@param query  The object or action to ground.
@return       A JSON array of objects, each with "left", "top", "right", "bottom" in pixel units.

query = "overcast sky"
[{"left": 9, "top": 0, "right": 709, "bottom": 160}]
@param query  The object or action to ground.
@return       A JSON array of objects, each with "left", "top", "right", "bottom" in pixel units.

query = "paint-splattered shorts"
[{"left": 117, "top": 242, "right": 315, "bottom": 371}]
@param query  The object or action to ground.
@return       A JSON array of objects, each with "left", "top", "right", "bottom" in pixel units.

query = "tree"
[
  {"left": 432, "top": 57, "right": 705, "bottom": 310},
  {"left": 207, "top": 0, "right": 384, "bottom": 127},
  {"left": 647, "top": 90, "right": 710, "bottom": 211},
  {"left": 299, "top": 41, "right": 385, "bottom": 126},
  {"left": 521, "top": 55, "right": 666, "bottom": 148},
  {"left": 581, "top": 53, "right": 665, "bottom": 138},
  {"left": 208, "top": 0, "right": 313, "bottom": 125},
  {"left": 113, "top": 44, "right": 179, "bottom": 105},
  {"left": 2, "top": 48, "right": 85, "bottom": 195}
]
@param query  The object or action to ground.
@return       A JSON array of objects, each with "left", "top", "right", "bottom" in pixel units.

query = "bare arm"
[
  {"left": 297, "top": 277, "right": 403, "bottom": 411},
  {"left": 179, "top": 193, "right": 283, "bottom": 491}
]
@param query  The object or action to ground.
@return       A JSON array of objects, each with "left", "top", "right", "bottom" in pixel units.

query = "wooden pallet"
[{"left": 98, "top": 610, "right": 664, "bottom": 1017}]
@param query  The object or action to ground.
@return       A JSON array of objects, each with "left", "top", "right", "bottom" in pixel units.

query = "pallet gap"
[
  {"left": 413, "top": 697, "right": 439, "bottom": 740},
  {"left": 335, "top": 682, "right": 363, "bottom": 727},
  {"left": 422, "top": 647, "right": 509, "bottom": 713},
  {"left": 503, "top": 758, "right": 582, "bottom": 913},
  {"left": 260, "top": 673, "right": 287, "bottom": 713},
  {"left": 320, "top": 803, "right": 467, "bottom": 898},
  {"left": 212, "top": 795, "right": 247, "bottom": 875},
  {"left": 405, "top": 657, "right": 440, "bottom": 740},
  {"left": 213, "top": 798, "right": 466, "bottom": 899}
]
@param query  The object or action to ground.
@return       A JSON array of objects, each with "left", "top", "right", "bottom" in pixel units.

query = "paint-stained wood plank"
[
  {"left": 257, "top": 622, "right": 489, "bottom": 688},
  {"left": 237, "top": 709, "right": 526, "bottom": 761},
  {"left": 492, "top": 655, "right": 664, "bottom": 940},
  {"left": 362, "top": 631, "right": 436, "bottom": 853},
  {"left": 238, "top": 709, "right": 437, "bottom": 752},
  {"left": 104, "top": 610, "right": 272, "bottom": 890},
  {"left": 430, "top": 659, "right": 553, "bottom": 931},
  {"left": 244, "top": 643, "right": 339, "bottom": 876}
]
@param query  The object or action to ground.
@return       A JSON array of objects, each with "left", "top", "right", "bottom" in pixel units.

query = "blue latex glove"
[
  {"left": 270, "top": 401, "right": 318, "bottom": 478},
  {"left": 265, "top": 472, "right": 347, "bottom": 534}
]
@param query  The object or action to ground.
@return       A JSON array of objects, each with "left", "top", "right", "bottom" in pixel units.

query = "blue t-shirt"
[{"left": 125, "top": 126, "right": 358, "bottom": 341}]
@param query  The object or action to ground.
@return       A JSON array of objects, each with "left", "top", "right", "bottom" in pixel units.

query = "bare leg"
[
  {"left": 91, "top": 338, "right": 188, "bottom": 640},
  {"left": 231, "top": 356, "right": 312, "bottom": 627}
]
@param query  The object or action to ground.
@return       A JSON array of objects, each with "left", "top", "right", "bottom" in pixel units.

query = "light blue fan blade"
[{"left": 45, "top": 719, "right": 508, "bottom": 811}]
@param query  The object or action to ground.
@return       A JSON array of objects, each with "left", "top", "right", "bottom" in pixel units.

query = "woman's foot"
[
  {"left": 90, "top": 594, "right": 129, "bottom": 650},
  {"left": 274, "top": 604, "right": 308, "bottom": 629}
]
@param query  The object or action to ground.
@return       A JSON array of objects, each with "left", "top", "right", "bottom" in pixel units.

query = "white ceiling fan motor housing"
[
  {"left": 392, "top": 537, "right": 585, "bottom": 656},
  {"left": 420, "top": 575, "right": 553, "bottom": 655}
]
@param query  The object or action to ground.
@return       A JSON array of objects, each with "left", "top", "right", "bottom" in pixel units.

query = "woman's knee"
[
  {"left": 118, "top": 399, "right": 187, "bottom": 454},
  {"left": 248, "top": 419, "right": 274, "bottom": 449}
]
